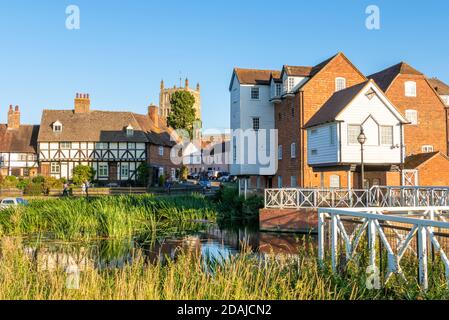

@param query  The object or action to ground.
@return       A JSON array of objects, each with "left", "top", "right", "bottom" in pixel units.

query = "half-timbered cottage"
[
  {"left": 37, "top": 94, "right": 148, "bottom": 183},
  {"left": 0, "top": 106, "right": 39, "bottom": 177}
]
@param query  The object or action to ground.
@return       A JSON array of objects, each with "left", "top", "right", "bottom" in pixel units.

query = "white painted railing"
[
  {"left": 264, "top": 186, "right": 449, "bottom": 209},
  {"left": 318, "top": 207, "right": 449, "bottom": 290}
]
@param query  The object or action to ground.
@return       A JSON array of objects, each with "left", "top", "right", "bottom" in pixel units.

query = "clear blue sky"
[{"left": 0, "top": 0, "right": 448, "bottom": 132}]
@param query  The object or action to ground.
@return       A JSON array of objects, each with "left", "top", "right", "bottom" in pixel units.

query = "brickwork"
[{"left": 417, "top": 154, "right": 449, "bottom": 186}]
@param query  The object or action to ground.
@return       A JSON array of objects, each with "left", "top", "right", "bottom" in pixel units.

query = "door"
[
  {"left": 402, "top": 169, "right": 418, "bottom": 186},
  {"left": 40, "top": 164, "right": 50, "bottom": 176},
  {"left": 109, "top": 162, "right": 118, "bottom": 181}
]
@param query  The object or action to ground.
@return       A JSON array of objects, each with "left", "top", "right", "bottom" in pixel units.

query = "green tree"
[
  {"left": 167, "top": 91, "right": 197, "bottom": 137},
  {"left": 179, "top": 166, "right": 188, "bottom": 181},
  {"left": 137, "top": 163, "right": 150, "bottom": 187},
  {"left": 72, "top": 165, "right": 96, "bottom": 186}
]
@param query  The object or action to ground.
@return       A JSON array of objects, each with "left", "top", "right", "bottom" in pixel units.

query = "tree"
[
  {"left": 167, "top": 91, "right": 197, "bottom": 138},
  {"left": 72, "top": 165, "right": 96, "bottom": 186},
  {"left": 137, "top": 163, "right": 150, "bottom": 187},
  {"left": 179, "top": 166, "right": 188, "bottom": 182}
]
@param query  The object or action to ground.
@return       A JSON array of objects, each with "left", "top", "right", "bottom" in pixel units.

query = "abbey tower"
[{"left": 159, "top": 78, "right": 201, "bottom": 121}]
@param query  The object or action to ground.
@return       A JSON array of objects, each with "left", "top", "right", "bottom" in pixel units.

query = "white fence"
[
  {"left": 318, "top": 207, "right": 449, "bottom": 290},
  {"left": 265, "top": 186, "right": 449, "bottom": 209}
]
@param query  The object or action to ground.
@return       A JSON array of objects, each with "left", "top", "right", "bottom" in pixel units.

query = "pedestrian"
[
  {"left": 63, "top": 182, "right": 69, "bottom": 197},
  {"left": 85, "top": 180, "right": 90, "bottom": 198},
  {"left": 81, "top": 182, "right": 86, "bottom": 197}
]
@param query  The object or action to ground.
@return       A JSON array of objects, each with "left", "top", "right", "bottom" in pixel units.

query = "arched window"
[
  {"left": 405, "top": 81, "right": 417, "bottom": 97},
  {"left": 335, "top": 77, "right": 346, "bottom": 92}
]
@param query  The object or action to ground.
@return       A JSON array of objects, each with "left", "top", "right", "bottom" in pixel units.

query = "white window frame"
[
  {"left": 53, "top": 123, "right": 62, "bottom": 133},
  {"left": 330, "top": 175, "right": 341, "bottom": 189},
  {"left": 329, "top": 126, "right": 336, "bottom": 146},
  {"left": 291, "top": 143, "right": 296, "bottom": 159},
  {"left": 288, "top": 77, "right": 295, "bottom": 92},
  {"left": 120, "top": 163, "right": 129, "bottom": 178},
  {"left": 422, "top": 145, "right": 434, "bottom": 153},
  {"left": 60, "top": 142, "right": 72, "bottom": 149},
  {"left": 348, "top": 125, "right": 361, "bottom": 145},
  {"left": 275, "top": 83, "right": 282, "bottom": 97},
  {"left": 252, "top": 117, "right": 260, "bottom": 131},
  {"left": 98, "top": 163, "right": 109, "bottom": 177},
  {"left": 158, "top": 146, "right": 164, "bottom": 156},
  {"left": 278, "top": 145, "right": 283, "bottom": 160},
  {"left": 380, "top": 126, "right": 393, "bottom": 146},
  {"left": 335, "top": 77, "right": 346, "bottom": 92},
  {"left": 405, "top": 81, "right": 417, "bottom": 97},
  {"left": 250, "top": 87, "right": 260, "bottom": 100},
  {"left": 405, "top": 110, "right": 418, "bottom": 125},
  {"left": 50, "top": 162, "right": 60, "bottom": 174}
]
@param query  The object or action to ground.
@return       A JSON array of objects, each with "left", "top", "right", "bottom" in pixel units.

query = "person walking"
[
  {"left": 63, "top": 182, "right": 69, "bottom": 197},
  {"left": 84, "top": 180, "right": 90, "bottom": 198},
  {"left": 81, "top": 182, "right": 86, "bottom": 197}
]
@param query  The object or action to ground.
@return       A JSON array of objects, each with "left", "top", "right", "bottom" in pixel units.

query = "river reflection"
[{"left": 21, "top": 225, "right": 317, "bottom": 272}]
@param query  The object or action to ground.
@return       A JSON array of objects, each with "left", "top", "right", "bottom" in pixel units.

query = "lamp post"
[{"left": 357, "top": 128, "right": 367, "bottom": 189}]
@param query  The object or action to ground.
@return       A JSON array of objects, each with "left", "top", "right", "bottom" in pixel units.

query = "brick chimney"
[
  {"left": 7, "top": 105, "right": 20, "bottom": 130},
  {"left": 74, "top": 93, "right": 90, "bottom": 113},
  {"left": 148, "top": 104, "right": 159, "bottom": 127}
]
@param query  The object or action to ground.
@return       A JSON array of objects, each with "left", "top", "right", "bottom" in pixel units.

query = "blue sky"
[{"left": 0, "top": 0, "right": 448, "bottom": 131}]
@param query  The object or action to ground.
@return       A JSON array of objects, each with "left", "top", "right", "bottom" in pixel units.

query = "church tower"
[{"left": 159, "top": 78, "right": 202, "bottom": 121}]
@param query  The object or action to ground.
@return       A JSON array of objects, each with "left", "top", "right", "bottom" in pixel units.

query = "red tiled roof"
[
  {"left": 404, "top": 152, "right": 441, "bottom": 169},
  {"left": 233, "top": 68, "right": 281, "bottom": 86},
  {"left": 0, "top": 124, "right": 39, "bottom": 153},
  {"left": 428, "top": 77, "right": 449, "bottom": 95},
  {"left": 368, "top": 62, "right": 423, "bottom": 92}
]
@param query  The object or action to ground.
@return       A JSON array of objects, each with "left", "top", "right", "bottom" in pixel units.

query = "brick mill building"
[{"left": 230, "top": 52, "right": 449, "bottom": 189}]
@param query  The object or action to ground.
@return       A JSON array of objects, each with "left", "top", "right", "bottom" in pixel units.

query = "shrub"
[
  {"left": 16, "top": 178, "right": 31, "bottom": 190},
  {"left": 158, "top": 174, "right": 165, "bottom": 187},
  {"left": 179, "top": 166, "right": 188, "bottom": 182},
  {"left": 24, "top": 183, "right": 44, "bottom": 196},
  {"left": 72, "top": 165, "right": 95, "bottom": 186},
  {"left": 137, "top": 163, "right": 150, "bottom": 187},
  {"left": 2, "top": 176, "right": 18, "bottom": 188},
  {"left": 32, "top": 176, "right": 45, "bottom": 184},
  {"left": 42, "top": 176, "right": 64, "bottom": 194}
]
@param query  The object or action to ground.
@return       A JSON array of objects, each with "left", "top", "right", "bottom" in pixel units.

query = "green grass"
[
  {"left": 0, "top": 236, "right": 448, "bottom": 300},
  {"left": 0, "top": 194, "right": 217, "bottom": 241}
]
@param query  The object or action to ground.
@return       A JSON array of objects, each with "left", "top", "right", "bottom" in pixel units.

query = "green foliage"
[
  {"left": 32, "top": 176, "right": 45, "bottom": 184},
  {"left": 137, "top": 163, "right": 150, "bottom": 187},
  {"left": 42, "top": 176, "right": 65, "bottom": 194},
  {"left": 158, "top": 174, "right": 166, "bottom": 187},
  {"left": 167, "top": 91, "right": 197, "bottom": 137},
  {"left": 24, "top": 183, "right": 44, "bottom": 196},
  {"left": 179, "top": 166, "right": 188, "bottom": 182},
  {"left": 72, "top": 165, "right": 95, "bottom": 186},
  {"left": 16, "top": 178, "right": 30, "bottom": 190},
  {"left": 2, "top": 176, "right": 18, "bottom": 188}
]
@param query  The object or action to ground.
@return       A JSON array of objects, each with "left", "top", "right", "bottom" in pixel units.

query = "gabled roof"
[
  {"left": 404, "top": 151, "right": 442, "bottom": 169},
  {"left": 38, "top": 110, "right": 148, "bottom": 143},
  {"left": 0, "top": 124, "right": 39, "bottom": 153},
  {"left": 304, "top": 80, "right": 408, "bottom": 128},
  {"left": 230, "top": 68, "right": 281, "bottom": 90},
  {"left": 304, "top": 81, "right": 369, "bottom": 128},
  {"left": 428, "top": 77, "right": 449, "bottom": 95},
  {"left": 133, "top": 114, "right": 176, "bottom": 147},
  {"left": 368, "top": 62, "right": 423, "bottom": 92},
  {"left": 282, "top": 65, "right": 313, "bottom": 77}
]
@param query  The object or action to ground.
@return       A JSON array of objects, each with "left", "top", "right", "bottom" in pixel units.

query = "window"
[
  {"left": 50, "top": 163, "right": 60, "bottom": 174},
  {"left": 291, "top": 176, "right": 297, "bottom": 188},
  {"left": 405, "top": 110, "right": 418, "bottom": 125},
  {"left": 335, "top": 77, "right": 346, "bottom": 92},
  {"left": 53, "top": 122, "right": 62, "bottom": 133},
  {"left": 311, "top": 129, "right": 318, "bottom": 136},
  {"left": 98, "top": 164, "right": 108, "bottom": 177},
  {"left": 288, "top": 78, "right": 295, "bottom": 92},
  {"left": 405, "top": 81, "right": 417, "bottom": 97},
  {"left": 252, "top": 117, "right": 260, "bottom": 131},
  {"left": 250, "top": 87, "right": 260, "bottom": 100},
  {"left": 120, "top": 163, "right": 129, "bottom": 178},
  {"left": 380, "top": 126, "right": 393, "bottom": 145},
  {"left": 275, "top": 83, "right": 282, "bottom": 96},
  {"left": 278, "top": 145, "right": 283, "bottom": 160},
  {"left": 422, "top": 145, "right": 434, "bottom": 153},
  {"left": 330, "top": 175, "right": 341, "bottom": 189},
  {"left": 28, "top": 154, "right": 37, "bottom": 161},
  {"left": 348, "top": 125, "right": 361, "bottom": 144},
  {"left": 158, "top": 146, "right": 164, "bottom": 156},
  {"left": 126, "top": 125, "right": 134, "bottom": 137},
  {"left": 291, "top": 143, "right": 296, "bottom": 158},
  {"left": 60, "top": 142, "right": 71, "bottom": 149},
  {"left": 19, "top": 154, "right": 27, "bottom": 161},
  {"left": 95, "top": 142, "right": 107, "bottom": 149},
  {"left": 311, "top": 149, "right": 318, "bottom": 156},
  {"left": 277, "top": 176, "right": 283, "bottom": 188}
]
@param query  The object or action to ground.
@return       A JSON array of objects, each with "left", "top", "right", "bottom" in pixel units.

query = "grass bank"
[
  {"left": 0, "top": 237, "right": 447, "bottom": 300},
  {"left": 0, "top": 194, "right": 217, "bottom": 240}
]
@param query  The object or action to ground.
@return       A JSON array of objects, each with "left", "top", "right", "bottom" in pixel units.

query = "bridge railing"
[
  {"left": 317, "top": 207, "right": 449, "bottom": 291},
  {"left": 264, "top": 186, "right": 449, "bottom": 209}
]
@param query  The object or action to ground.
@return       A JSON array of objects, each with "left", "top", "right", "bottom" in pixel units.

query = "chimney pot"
[
  {"left": 148, "top": 104, "right": 159, "bottom": 128},
  {"left": 74, "top": 92, "right": 91, "bottom": 113}
]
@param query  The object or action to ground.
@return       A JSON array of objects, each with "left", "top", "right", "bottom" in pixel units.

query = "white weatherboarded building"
[{"left": 304, "top": 80, "right": 409, "bottom": 187}]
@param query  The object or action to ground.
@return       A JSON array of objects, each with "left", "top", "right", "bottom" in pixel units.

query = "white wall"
[
  {"left": 307, "top": 123, "right": 339, "bottom": 165},
  {"left": 230, "top": 75, "right": 277, "bottom": 176}
]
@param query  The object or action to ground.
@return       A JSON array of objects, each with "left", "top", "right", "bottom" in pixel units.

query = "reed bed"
[
  {"left": 0, "top": 237, "right": 447, "bottom": 300},
  {"left": 0, "top": 194, "right": 217, "bottom": 241}
]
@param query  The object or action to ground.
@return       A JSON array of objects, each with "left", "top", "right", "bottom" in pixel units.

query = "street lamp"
[{"left": 357, "top": 128, "right": 367, "bottom": 189}]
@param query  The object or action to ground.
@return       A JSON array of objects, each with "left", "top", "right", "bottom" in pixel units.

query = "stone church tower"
[{"left": 159, "top": 78, "right": 201, "bottom": 121}]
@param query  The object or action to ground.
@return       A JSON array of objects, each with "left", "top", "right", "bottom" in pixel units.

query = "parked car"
[
  {"left": 0, "top": 197, "right": 29, "bottom": 210},
  {"left": 218, "top": 173, "right": 231, "bottom": 182},
  {"left": 199, "top": 178, "right": 212, "bottom": 190},
  {"left": 207, "top": 170, "right": 220, "bottom": 180}
]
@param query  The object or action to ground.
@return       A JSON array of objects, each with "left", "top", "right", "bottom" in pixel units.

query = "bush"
[
  {"left": 2, "top": 176, "right": 18, "bottom": 188},
  {"left": 179, "top": 166, "right": 188, "bottom": 182},
  {"left": 158, "top": 175, "right": 166, "bottom": 187},
  {"left": 137, "top": 163, "right": 150, "bottom": 187},
  {"left": 16, "top": 178, "right": 31, "bottom": 190},
  {"left": 72, "top": 165, "right": 95, "bottom": 186},
  {"left": 32, "top": 176, "right": 45, "bottom": 184},
  {"left": 24, "top": 182, "right": 44, "bottom": 196},
  {"left": 42, "top": 176, "right": 65, "bottom": 194}
]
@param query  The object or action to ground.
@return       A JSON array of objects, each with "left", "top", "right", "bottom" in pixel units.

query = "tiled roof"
[
  {"left": 283, "top": 65, "right": 313, "bottom": 77},
  {"left": 304, "top": 81, "right": 370, "bottom": 128},
  {"left": 133, "top": 114, "right": 176, "bottom": 147},
  {"left": 404, "top": 152, "right": 440, "bottom": 169},
  {"left": 428, "top": 77, "right": 449, "bottom": 95},
  {"left": 233, "top": 68, "right": 281, "bottom": 86},
  {"left": 0, "top": 124, "right": 39, "bottom": 153},
  {"left": 368, "top": 62, "right": 423, "bottom": 92},
  {"left": 38, "top": 110, "right": 148, "bottom": 143}
]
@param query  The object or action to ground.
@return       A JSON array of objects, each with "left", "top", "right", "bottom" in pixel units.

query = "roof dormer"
[
  {"left": 126, "top": 124, "right": 134, "bottom": 137},
  {"left": 53, "top": 121, "right": 62, "bottom": 133}
]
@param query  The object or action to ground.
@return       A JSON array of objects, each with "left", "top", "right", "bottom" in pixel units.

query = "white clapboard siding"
[{"left": 307, "top": 123, "right": 339, "bottom": 165}]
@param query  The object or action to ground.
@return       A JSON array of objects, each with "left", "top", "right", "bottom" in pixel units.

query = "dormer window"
[
  {"left": 126, "top": 125, "right": 134, "bottom": 136},
  {"left": 405, "top": 81, "right": 417, "bottom": 97},
  {"left": 335, "top": 77, "right": 346, "bottom": 92},
  {"left": 53, "top": 121, "right": 62, "bottom": 133},
  {"left": 275, "top": 83, "right": 282, "bottom": 97}
]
